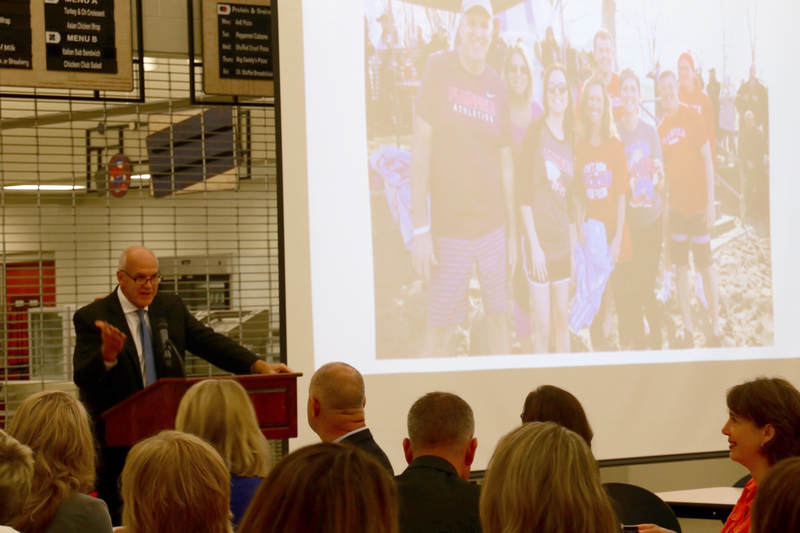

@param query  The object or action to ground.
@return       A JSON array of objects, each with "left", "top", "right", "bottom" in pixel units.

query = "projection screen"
[{"left": 280, "top": 0, "right": 800, "bottom": 470}]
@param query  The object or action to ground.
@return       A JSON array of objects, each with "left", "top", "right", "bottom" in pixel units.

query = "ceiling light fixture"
[{"left": 3, "top": 185, "right": 87, "bottom": 191}]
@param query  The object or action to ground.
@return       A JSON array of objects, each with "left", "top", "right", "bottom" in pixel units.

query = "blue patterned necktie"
[{"left": 137, "top": 310, "right": 157, "bottom": 386}]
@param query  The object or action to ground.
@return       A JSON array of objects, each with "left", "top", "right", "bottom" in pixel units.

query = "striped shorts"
[{"left": 428, "top": 226, "right": 507, "bottom": 328}]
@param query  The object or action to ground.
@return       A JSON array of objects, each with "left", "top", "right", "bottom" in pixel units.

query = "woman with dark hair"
[
  {"left": 640, "top": 377, "right": 800, "bottom": 533},
  {"left": 521, "top": 385, "right": 593, "bottom": 446},
  {"left": 237, "top": 443, "right": 398, "bottom": 533},
  {"left": 751, "top": 457, "right": 800, "bottom": 533},
  {"left": 575, "top": 75, "right": 634, "bottom": 351},
  {"left": 617, "top": 68, "right": 665, "bottom": 350},
  {"left": 517, "top": 64, "right": 576, "bottom": 353}
]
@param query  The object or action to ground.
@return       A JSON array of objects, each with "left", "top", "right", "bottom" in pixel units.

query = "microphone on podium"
[{"left": 156, "top": 317, "right": 172, "bottom": 367}]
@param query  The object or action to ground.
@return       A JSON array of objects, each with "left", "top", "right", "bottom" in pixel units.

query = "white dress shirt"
[
  {"left": 103, "top": 288, "right": 151, "bottom": 382},
  {"left": 334, "top": 426, "right": 368, "bottom": 443}
]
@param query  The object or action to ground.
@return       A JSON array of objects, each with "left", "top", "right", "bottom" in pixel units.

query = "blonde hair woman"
[
  {"left": 480, "top": 422, "right": 618, "bottom": 533},
  {"left": 0, "top": 429, "right": 34, "bottom": 528},
  {"left": 120, "top": 430, "right": 232, "bottom": 533},
  {"left": 238, "top": 443, "right": 398, "bottom": 533},
  {"left": 174, "top": 379, "right": 269, "bottom": 525},
  {"left": 7, "top": 391, "right": 112, "bottom": 533}
]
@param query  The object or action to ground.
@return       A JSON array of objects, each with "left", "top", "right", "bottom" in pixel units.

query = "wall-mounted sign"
[
  {"left": 108, "top": 153, "right": 131, "bottom": 197},
  {"left": 0, "top": 0, "right": 133, "bottom": 91},
  {"left": 201, "top": 0, "right": 273, "bottom": 97},
  {"left": 44, "top": 0, "right": 119, "bottom": 74},
  {"left": 0, "top": 0, "right": 33, "bottom": 70}
]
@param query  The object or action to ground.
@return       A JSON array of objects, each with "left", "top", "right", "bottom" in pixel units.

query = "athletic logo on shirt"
[
  {"left": 543, "top": 148, "right": 572, "bottom": 198},
  {"left": 448, "top": 87, "right": 497, "bottom": 123},
  {"left": 625, "top": 141, "right": 656, "bottom": 208},
  {"left": 688, "top": 103, "right": 702, "bottom": 115},
  {"left": 545, "top": 160, "right": 566, "bottom": 197},
  {"left": 583, "top": 162, "right": 612, "bottom": 200},
  {"left": 662, "top": 127, "right": 686, "bottom": 146}
]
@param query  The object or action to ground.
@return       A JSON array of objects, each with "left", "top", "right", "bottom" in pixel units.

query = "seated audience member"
[
  {"left": 0, "top": 430, "right": 34, "bottom": 533},
  {"left": 481, "top": 422, "right": 619, "bottom": 533},
  {"left": 7, "top": 391, "right": 112, "bottom": 533},
  {"left": 396, "top": 392, "right": 480, "bottom": 533},
  {"left": 521, "top": 385, "right": 594, "bottom": 446},
  {"left": 175, "top": 379, "right": 270, "bottom": 527},
  {"left": 237, "top": 443, "right": 398, "bottom": 533},
  {"left": 750, "top": 456, "right": 800, "bottom": 533},
  {"left": 639, "top": 377, "right": 800, "bottom": 533},
  {"left": 120, "top": 430, "right": 233, "bottom": 533},
  {"left": 307, "top": 362, "right": 393, "bottom": 473}
]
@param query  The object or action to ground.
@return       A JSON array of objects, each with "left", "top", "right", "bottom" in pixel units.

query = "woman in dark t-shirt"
[
  {"left": 518, "top": 64, "right": 575, "bottom": 354},
  {"left": 616, "top": 69, "right": 666, "bottom": 350},
  {"left": 575, "top": 76, "right": 635, "bottom": 351}
]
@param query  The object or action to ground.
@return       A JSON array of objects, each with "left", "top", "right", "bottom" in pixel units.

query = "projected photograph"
[{"left": 365, "top": 0, "right": 772, "bottom": 358}]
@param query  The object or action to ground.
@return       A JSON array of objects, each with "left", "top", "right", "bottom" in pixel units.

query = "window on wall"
[{"left": 0, "top": 58, "right": 282, "bottom": 428}]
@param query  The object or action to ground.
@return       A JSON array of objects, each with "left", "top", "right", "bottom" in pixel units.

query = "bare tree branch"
[{"left": 746, "top": 0, "right": 759, "bottom": 65}]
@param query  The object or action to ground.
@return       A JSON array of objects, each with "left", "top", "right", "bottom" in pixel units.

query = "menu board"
[
  {"left": 0, "top": 0, "right": 32, "bottom": 69},
  {"left": 44, "top": 0, "right": 118, "bottom": 74},
  {"left": 0, "top": 0, "right": 133, "bottom": 91},
  {"left": 201, "top": 0, "right": 274, "bottom": 97},
  {"left": 217, "top": 3, "right": 272, "bottom": 81}
]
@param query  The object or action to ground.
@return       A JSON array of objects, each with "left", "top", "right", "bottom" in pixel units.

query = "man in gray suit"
[{"left": 307, "top": 362, "right": 393, "bottom": 474}]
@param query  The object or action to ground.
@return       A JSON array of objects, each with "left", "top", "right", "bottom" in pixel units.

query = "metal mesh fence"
[{"left": 0, "top": 57, "right": 282, "bottom": 441}]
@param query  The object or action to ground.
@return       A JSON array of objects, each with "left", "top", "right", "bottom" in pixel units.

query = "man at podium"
[{"left": 72, "top": 245, "right": 290, "bottom": 523}]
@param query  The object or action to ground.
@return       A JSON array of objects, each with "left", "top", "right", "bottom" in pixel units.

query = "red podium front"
[{"left": 102, "top": 373, "right": 302, "bottom": 447}]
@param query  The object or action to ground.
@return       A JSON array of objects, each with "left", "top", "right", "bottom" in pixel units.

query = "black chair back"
[
  {"left": 733, "top": 474, "right": 751, "bottom": 488},
  {"left": 603, "top": 482, "right": 682, "bottom": 533}
]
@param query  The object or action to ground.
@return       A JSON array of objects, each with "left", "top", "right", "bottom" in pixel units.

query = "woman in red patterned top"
[
  {"left": 639, "top": 377, "right": 800, "bottom": 533},
  {"left": 575, "top": 76, "right": 635, "bottom": 350}
]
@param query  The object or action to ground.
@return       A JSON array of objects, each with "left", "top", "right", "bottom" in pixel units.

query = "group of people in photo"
[
  {"left": 389, "top": 0, "right": 768, "bottom": 357},
  {"left": 1, "top": 365, "right": 799, "bottom": 533}
]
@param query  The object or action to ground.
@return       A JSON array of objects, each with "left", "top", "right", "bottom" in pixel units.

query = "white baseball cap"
[{"left": 461, "top": 0, "right": 493, "bottom": 18}]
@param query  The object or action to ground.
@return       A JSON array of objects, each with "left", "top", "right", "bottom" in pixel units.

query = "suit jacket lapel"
[{"left": 109, "top": 288, "right": 144, "bottom": 389}]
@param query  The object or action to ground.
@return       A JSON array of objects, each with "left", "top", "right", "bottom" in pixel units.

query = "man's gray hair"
[{"left": 407, "top": 392, "right": 474, "bottom": 450}]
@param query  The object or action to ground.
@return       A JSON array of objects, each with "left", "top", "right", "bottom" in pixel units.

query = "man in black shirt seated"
[
  {"left": 396, "top": 392, "right": 481, "bottom": 533},
  {"left": 307, "top": 362, "right": 393, "bottom": 474}
]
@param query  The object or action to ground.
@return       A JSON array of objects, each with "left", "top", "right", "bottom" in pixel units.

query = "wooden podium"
[{"left": 102, "top": 373, "right": 302, "bottom": 447}]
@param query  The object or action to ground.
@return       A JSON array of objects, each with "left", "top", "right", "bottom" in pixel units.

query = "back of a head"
[
  {"left": 7, "top": 391, "right": 95, "bottom": 533},
  {"left": 0, "top": 430, "right": 34, "bottom": 525},
  {"left": 521, "top": 385, "right": 594, "bottom": 446},
  {"left": 726, "top": 377, "right": 800, "bottom": 465},
  {"left": 120, "top": 430, "right": 233, "bottom": 533},
  {"left": 175, "top": 379, "right": 270, "bottom": 477},
  {"left": 480, "top": 422, "right": 618, "bottom": 533},
  {"left": 310, "top": 362, "right": 366, "bottom": 411},
  {"left": 237, "top": 443, "right": 398, "bottom": 533},
  {"left": 407, "top": 392, "right": 474, "bottom": 453},
  {"left": 751, "top": 456, "right": 800, "bottom": 533}
]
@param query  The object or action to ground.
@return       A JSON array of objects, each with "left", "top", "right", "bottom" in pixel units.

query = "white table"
[{"left": 656, "top": 487, "right": 743, "bottom": 521}]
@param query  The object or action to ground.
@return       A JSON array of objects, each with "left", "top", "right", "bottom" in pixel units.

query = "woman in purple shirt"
[
  {"left": 503, "top": 44, "right": 544, "bottom": 151},
  {"left": 503, "top": 44, "right": 544, "bottom": 351},
  {"left": 517, "top": 64, "right": 576, "bottom": 353}
]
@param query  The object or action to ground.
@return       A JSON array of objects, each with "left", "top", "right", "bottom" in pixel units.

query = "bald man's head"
[{"left": 309, "top": 362, "right": 365, "bottom": 411}]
